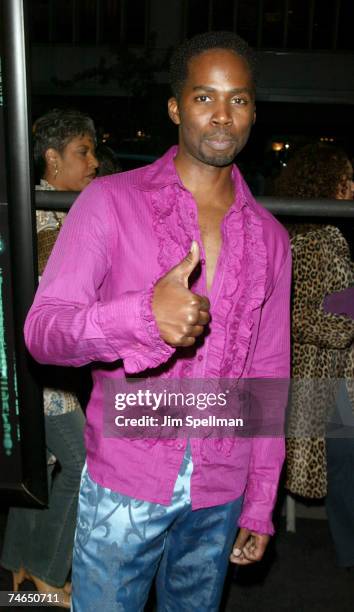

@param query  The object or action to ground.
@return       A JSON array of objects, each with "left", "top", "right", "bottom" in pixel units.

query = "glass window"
[
  {"left": 99, "top": 0, "right": 121, "bottom": 44},
  {"left": 262, "top": 0, "right": 284, "bottom": 48},
  {"left": 312, "top": 0, "right": 334, "bottom": 49},
  {"left": 50, "top": 0, "right": 74, "bottom": 43},
  {"left": 337, "top": 0, "right": 354, "bottom": 50},
  {"left": 125, "top": 0, "right": 147, "bottom": 45},
  {"left": 286, "top": 0, "right": 310, "bottom": 49},
  {"left": 186, "top": 0, "right": 210, "bottom": 38},
  {"left": 75, "top": 0, "right": 97, "bottom": 44},
  {"left": 212, "top": 0, "right": 235, "bottom": 31},
  {"left": 29, "top": 0, "right": 50, "bottom": 43},
  {"left": 236, "top": 0, "right": 259, "bottom": 47}
]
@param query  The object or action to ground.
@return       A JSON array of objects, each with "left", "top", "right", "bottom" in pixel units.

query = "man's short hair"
[
  {"left": 169, "top": 31, "right": 257, "bottom": 99},
  {"left": 33, "top": 108, "right": 96, "bottom": 179}
]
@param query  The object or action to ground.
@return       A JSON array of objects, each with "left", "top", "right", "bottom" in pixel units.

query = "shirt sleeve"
[
  {"left": 238, "top": 245, "right": 292, "bottom": 535},
  {"left": 24, "top": 180, "right": 175, "bottom": 374},
  {"left": 323, "top": 287, "right": 354, "bottom": 320}
]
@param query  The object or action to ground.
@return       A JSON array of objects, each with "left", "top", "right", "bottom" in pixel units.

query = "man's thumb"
[{"left": 177, "top": 241, "right": 200, "bottom": 288}]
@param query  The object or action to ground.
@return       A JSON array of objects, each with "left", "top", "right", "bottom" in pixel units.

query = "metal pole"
[
  {"left": 332, "top": 0, "right": 341, "bottom": 50},
  {"left": 308, "top": 0, "right": 315, "bottom": 49},
  {"left": 283, "top": 0, "right": 289, "bottom": 49},
  {"left": 208, "top": 0, "right": 213, "bottom": 30},
  {"left": 33, "top": 191, "right": 354, "bottom": 218},
  {"left": 259, "top": 197, "right": 354, "bottom": 218},
  {"left": 1, "top": 0, "right": 47, "bottom": 505},
  {"left": 233, "top": 0, "right": 239, "bottom": 33},
  {"left": 257, "top": 0, "right": 264, "bottom": 48}
]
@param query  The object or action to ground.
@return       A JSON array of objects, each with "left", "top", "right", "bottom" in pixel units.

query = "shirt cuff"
[
  {"left": 237, "top": 477, "right": 278, "bottom": 535},
  {"left": 98, "top": 282, "right": 175, "bottom": 374},
  {"left": 238, "top": 515, "right": 275, "bottom": 536}
]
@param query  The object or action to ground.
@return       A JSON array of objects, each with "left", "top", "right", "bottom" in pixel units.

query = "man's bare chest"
[{"left": 197, "top": 206, "right": 228, "bottom": 291}]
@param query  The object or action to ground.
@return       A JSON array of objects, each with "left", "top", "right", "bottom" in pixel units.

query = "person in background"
[
  {"left": 275, "top": 142, "right": 354, "bottom": 568},
  {"left": 95, "top": 144, "right": 122, "bottom": 176},
  {"left": 1, "top": 109, "right": 98, "bottom": 607}
]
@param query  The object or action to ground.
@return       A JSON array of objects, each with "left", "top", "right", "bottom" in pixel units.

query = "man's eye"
[
  {"left": 231, "top": 98, "right": 247, "bottom": 105},
  {"left": 195, "top": 95, "right": 211, "bottom": 102}
]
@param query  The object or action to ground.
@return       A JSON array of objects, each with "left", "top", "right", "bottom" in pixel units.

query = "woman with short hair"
[{"left": 1, "top": 108, "right": 98, "bottom": 607}]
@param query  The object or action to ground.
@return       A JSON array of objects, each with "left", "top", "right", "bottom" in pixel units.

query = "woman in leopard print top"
[{"left": 275, "top": 142, "right": 354, "bottom": 567}]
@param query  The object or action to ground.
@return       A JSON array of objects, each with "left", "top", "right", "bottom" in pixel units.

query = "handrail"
[{"left": 35, "top": 191, "right": 354, "bottom": 217}]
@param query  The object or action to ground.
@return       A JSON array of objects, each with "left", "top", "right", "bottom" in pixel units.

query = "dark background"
[{"left": 28, "top": 0, "right": 354, "bottom": 182}]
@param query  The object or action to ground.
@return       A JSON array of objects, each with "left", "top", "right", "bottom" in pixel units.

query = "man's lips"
[{"left": 204, "top": 137, "right": 236, "bottom": 151}]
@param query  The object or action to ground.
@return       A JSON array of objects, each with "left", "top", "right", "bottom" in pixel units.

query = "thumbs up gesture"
[{"left": 152, "top": 241, "right": 210, "bottom": 347}]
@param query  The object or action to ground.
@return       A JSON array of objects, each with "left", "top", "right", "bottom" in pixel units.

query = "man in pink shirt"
[{"left": 25, "top": 31, "right": 291, "bottom": 610}]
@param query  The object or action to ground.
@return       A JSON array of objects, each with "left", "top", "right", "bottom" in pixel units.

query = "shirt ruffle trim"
[
  {"left": 218, "top": 201, "right": 267, "bottom": 378},
  {"left": 150, "top": 175, "right": 267, "bottom": 380}
]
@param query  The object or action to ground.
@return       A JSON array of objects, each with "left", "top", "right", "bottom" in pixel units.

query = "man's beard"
[
  {"left": 196, "top": 128, "right": 252, "bottom": 167},
  {"left": 198, "top": 147, "right": 238, "bottom": 168},
  {"left": 197, "top": 136, "right": 243, "bottom": 167},
  {"left": 197, "top": 148, "right": 236, "bottom": 167}
]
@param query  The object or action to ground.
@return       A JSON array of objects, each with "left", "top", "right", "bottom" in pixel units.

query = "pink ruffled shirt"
[{"left": 25, "top": 147, "right": 291, "bottom": 534}]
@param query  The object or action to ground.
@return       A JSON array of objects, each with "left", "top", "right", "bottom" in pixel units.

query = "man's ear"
[
  {"left": 168, "top": 97, "right": 181, "bottom": 126},
  {"left": 252, "top": 107, "right": 256, "bottom": 125}
]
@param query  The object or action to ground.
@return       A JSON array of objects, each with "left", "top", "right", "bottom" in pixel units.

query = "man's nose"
[{"left": 211, "top": 101, "right": 232, "bottom": 126}]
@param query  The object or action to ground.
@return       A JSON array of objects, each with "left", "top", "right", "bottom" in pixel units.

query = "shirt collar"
[
  {"left": 134, "top": 145, "right": 252, "bottom": 213},
  {"left": 37, "top": 178, "right": 57, "bottom": 191},
  {"left": 132, "top": 146, "right": 181, "bottom": 191}
]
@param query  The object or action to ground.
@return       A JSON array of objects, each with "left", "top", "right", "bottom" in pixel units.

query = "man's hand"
[
  {"left": 230, "top": 528, "right": 270, "bottom": 565},
  {"left": 152, "top": 241, "right": 210, "bottom": 347}
]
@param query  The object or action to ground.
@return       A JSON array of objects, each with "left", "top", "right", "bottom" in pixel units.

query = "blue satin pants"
[{"left": 72, "top": 447, "right": 242, "bottom": 611}]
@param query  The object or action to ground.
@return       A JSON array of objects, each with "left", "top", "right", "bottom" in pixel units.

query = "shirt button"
[
  {"left": 176, "top": 442, "right": 184, "bottom": 450},
  {"left": 190, "top": 212, "right": 195, "bottom": 219},
  {"left": 198, "top": 355, "right": 204, "bottom": 362},
  {"left": 201, "top": 258, "right": 205, "bottom": 265}
]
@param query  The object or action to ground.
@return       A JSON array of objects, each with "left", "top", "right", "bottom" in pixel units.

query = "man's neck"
[
  {"left": 174, "top": 154, "right": 234, "bottom": 199},
  {"left": 173, "top": 152, "right": 234, "bottom": 206}
]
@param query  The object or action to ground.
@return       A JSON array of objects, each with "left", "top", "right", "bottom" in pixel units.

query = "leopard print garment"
[{"left": 286, "top": 225, "right": 354, "bottom": 498}]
